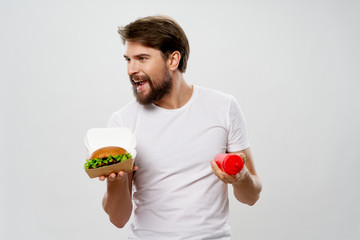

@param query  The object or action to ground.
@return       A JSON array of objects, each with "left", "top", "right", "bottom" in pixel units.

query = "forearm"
[
  {"left": 102, "top": 178, "right": 132, "bottom": 228},
  {"left": 232, "top": 168, "right": 262, "bottom": 206}
]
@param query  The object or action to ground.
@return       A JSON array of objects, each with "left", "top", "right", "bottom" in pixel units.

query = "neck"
[{"left": 154, "top": 71, "right": 193, "bottom": 109}]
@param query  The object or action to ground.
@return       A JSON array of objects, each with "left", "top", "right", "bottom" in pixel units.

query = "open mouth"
[
  {"left": 133, "top": 79, "right": 147, "bottom": 87},
  {"left": 130, "top": 74, "right": 151, "bottom": 92}
]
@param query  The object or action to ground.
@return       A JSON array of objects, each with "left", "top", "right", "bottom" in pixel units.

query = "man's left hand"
[{"left": 210, "top": 152, "right": 249, "bottom": 184}]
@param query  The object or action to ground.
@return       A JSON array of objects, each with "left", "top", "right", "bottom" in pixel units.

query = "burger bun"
[{"left": 90, "top": 146, "right": 127, "bottom": 159}]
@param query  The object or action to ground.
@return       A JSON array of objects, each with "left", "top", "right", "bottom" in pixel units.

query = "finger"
[
  {"left": 116, "top": 171, "right": 125, "bottom": 178},
  {"left": 210, "top": 160, "right": 221, "bottom": 173},
  {"left": 210, "top": 161, "right": 223, "bottom": 178},
  {"left": 221, "top": 172, "right": 235, "bottom": 184},
  {"left": 221, "top": 175, "right": 235, "bottom": 184},
  {"left": 211, "top": 161, "right": 229, "bottom": 183},
  {"left": 223, "top": 179, "right": 232, "bottom": 184},
  {"left": 108, "top": 173, "right": 117, "bottom": 181},
  {"left": 99, "top": 175, "right": 106, "bottom": 181},
  {"left": 226, "top": 175, "right": 237, "bottom": 184},
  {"left": 211, "top": 161, "right": 238, "bottom": 184}
]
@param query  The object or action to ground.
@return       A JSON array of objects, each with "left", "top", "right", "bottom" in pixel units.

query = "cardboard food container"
[{"left": 84, "top": 127, "right": 137, "bottom": 179}]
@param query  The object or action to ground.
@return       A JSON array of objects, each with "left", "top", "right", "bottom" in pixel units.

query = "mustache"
[{"left": 130, "top": 74, "right": 151, "bottom": 82}]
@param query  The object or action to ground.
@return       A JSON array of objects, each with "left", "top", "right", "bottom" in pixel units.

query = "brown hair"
[{"left": 118, "top": 15, "right": 190, "bottom": 73}]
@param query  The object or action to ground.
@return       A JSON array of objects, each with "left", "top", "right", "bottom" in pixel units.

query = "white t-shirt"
[{"left": 107, "top": 85, "right": 250, "bottom": 240}]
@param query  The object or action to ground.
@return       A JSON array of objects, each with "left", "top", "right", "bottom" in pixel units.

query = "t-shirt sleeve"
[{"left": 227, "top": 96, "right": 250, "bottom": 152}]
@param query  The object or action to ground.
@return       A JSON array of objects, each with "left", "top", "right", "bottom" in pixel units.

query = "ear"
[{"left": 167, "top": 51, "right": 181, "bottom": 71}]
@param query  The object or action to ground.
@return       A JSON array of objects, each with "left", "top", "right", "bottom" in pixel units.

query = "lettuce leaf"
[{"left": 84, "top": 152, "right": 132, "bottom": 169}]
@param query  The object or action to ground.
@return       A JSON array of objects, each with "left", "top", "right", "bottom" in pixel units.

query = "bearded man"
[{"left": 99, "top": 15, "right": 262, "bottom": 240}]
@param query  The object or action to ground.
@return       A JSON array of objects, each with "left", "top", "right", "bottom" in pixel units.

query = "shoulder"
[
  {"left": 195, "top": 85, "right": 237, "bottom": 107},
  {"left": 115, "top": 100, "right": 140, "bottom": 114},
  {"left": 107, "top": 100, "right": 141, "bottom": 127},
  {"left": 196, "top": 85, "right": 234, "bottom": 99},
  {"left": 111, "top": 100, "right": 140, "bottom": 118}
]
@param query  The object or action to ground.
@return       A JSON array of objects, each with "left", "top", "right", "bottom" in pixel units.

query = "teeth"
[{"left": 133, "top": 79, "right": 146, "bottom": 87}]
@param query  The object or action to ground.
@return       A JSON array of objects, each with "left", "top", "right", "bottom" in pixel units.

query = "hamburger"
[{"left": 84, "top": 146, "right": 133, "bottom": 178}]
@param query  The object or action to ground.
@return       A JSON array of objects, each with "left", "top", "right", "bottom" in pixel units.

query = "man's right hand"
[{"left": 99, "top": 166, "right": 138, "bottom": 182}]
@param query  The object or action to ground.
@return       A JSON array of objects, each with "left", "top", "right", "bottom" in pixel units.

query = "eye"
[
  {"left": 139, "top": 57, "right": 147, "bottom": 61},
  {"left": 124, "top": 57, "right": 130, "bottom": 63}
]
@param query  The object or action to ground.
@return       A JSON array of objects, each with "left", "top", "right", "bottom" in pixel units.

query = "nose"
[{"left": 127, "top": 60, "right": 139, "bottom": 76}]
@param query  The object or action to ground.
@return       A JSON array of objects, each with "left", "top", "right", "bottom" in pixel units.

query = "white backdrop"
[{"left": 1, "top": 0, "right": 360, "bottom": 239}]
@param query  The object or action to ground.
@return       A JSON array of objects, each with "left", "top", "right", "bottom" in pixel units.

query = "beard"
[{"left": 130, "top": 67, "right": 172, "bottom": 105}]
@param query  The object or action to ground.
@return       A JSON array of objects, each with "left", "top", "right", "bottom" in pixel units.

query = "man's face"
[{"left": 124, "top": 41, "right": 172, "bottom": 105}]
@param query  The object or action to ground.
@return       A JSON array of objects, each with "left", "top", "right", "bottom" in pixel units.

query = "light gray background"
[{"left": 1, "top": 0, "right": 359, "bottom": 239}]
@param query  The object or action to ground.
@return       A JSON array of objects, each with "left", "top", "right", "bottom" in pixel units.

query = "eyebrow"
[{"left": 123, "top": 53, "right": 151, "bottom": 59}]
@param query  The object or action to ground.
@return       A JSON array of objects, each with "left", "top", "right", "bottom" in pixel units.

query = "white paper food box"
[{"left": 84, "top": 127, "right": 137, "bottom": 178}]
